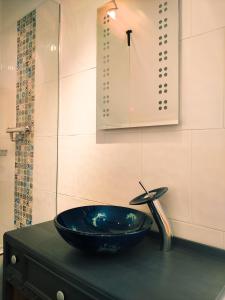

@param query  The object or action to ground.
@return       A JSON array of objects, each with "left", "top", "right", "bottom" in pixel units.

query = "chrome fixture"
[
  {"left": 130, "top": 181, "right": 172, "bottom": 251},
  {"left": 107, "top": 0, "right": 118, "bottom": 20},
  {"left": 6, "top": 126, "right": 31, "bottom": 142}
]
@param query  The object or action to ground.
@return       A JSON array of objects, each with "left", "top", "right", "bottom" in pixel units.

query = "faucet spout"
[
  {"left": 130, "top": 186, "right": 172, "bottom": 251},
  {"left": 147, "top": 199, "right": 172, "bottom": 251}
]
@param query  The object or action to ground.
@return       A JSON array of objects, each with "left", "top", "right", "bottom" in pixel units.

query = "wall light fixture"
[{"left": 107, "top": 0, "right": 118, "bottom": 20}]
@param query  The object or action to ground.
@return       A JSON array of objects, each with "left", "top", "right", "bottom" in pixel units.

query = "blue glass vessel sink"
[{"left": 54, "top": 205, "right": 153, "bottom": 253}]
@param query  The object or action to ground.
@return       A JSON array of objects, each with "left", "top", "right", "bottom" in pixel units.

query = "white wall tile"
[
  {"left": 191, "top": 0, "right": 225, "bottom": 36},
  {"left": 0, "top": 26, "right": 16, "bottom": 90},
  {"left": 36, "top": 1, "right": 59, "bottom": 85},
  {"left": 142, "top": 130, "right": 191, "bottom": 222},
  {"left": 0, "top": 176, "right": 14, "bottom": 230},
  {"left": 33, "top": 136, "right": 57, "bottom": 193},
  {"left": 57, "top": 193, "right": 103, "bottom": 214},
  {"left": 0, "top": 26, "right": 16, "bottom": 138},
  {"left": 58, "top": 133, "right": 142, "bottom": 205},
  {"left": 180, "top": 0, "right": 192, "bottom": 39},
  {"left": 171, "top": 220, "right": 224, "bottom": 249},
  {"left": 57, "top": 193, "right": 150, "bottom": 219},
  {"left": 0, "top": 136, "right": 15, "bottom": 172},
  {"left": 191, "top": 130, "right": 225, "bottom": 231},
  {"left": 57, "top": 135, "right": 78, "bottom": 196},
  {"left": 60, "top": 0, "right": 105, "bottom": 77},
  {"left": 59, "top": 69, "right": 96, "bottom": 135},
  {"left": 35, "top": 80, "right": 58, "bottom": 137},
  {"left": 0, "top": 223, "right": 14, "bottom": 246},
  {"left": 0, "top": 88, "right": 16, "bottom": 136},
  {"left": 2, "top": 0, "right": 43, "bottom": 30},
  {"left": 32, "top": 189, "right": 56, "bottom": 224},
  {"left": 181, "top": 29, "right": 224, "bottom": 129}
]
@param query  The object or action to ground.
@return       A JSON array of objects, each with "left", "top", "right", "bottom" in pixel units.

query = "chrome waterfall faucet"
[{"left": 130, "top": 182, "right": 172, "bottom": 251}]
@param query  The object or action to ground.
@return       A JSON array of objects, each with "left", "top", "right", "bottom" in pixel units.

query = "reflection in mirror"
[{"left": 0, "top": 0, "right": 59, "bottom": 251}]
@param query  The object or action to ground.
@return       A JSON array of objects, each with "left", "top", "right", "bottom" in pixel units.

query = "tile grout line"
[
  {"left": 181, "top": 24, "right": 225, "bottom": 41},
  {"left": 60, "top": 67, "right": 96, "bottom": 80},
  {"left": 170, "top": 217, "right": 224, "bottom": 234},
  {"left": 57, "top": 127, "right": 225, "bottom": 139}
]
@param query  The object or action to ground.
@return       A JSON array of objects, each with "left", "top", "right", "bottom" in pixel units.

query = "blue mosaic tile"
[{"left": 15, "top": 10, "right": 36, "bottom": 228}]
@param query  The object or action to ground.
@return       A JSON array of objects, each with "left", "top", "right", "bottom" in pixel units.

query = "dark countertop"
[{"left": 5, "top": 221, "right": 225, "bottom": 300}]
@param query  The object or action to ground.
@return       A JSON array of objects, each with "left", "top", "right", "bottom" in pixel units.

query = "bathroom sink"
[{"left": 54, "top": 205, "right": 153, "bottom": 253}]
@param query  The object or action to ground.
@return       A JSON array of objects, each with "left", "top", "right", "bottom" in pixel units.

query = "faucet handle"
[{"left": 129, "top": 187, "right": 168, "bottom": 205}]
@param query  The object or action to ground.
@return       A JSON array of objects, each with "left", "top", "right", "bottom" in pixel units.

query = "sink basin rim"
[{"left": 54, "top": 205, "right": 153, "bottom": 237}]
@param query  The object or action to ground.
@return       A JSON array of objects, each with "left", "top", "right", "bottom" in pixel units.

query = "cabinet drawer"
[
  {"left": 24, "top": 255, "right": 95, "bottom": 300},
  {"left": 7, "top": 246, "right": 25, "bottom": 273}
]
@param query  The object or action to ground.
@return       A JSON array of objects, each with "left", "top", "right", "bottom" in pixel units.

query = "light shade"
[
  {"left": 107, "top": 8, "right": 117, "bottom": 20},
  {"left": 107, "top": 0, "right": 118, "bottom": 20}
]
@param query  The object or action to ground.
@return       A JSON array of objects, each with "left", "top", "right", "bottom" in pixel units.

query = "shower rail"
[{"left": 6, "top": 126, "right": 31, "bottom": 142}]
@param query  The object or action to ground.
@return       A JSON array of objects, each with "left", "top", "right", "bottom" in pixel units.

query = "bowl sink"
[{"left": 54, "top": 205, "right": 153, "bottom": 253}]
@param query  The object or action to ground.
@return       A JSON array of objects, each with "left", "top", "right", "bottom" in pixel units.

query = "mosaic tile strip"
[
  {"left": 0, "top": 150, "right": 7, "bottom": 156},
  {"left": 14, "top": 10, "right": 36, "bottom": 228}
]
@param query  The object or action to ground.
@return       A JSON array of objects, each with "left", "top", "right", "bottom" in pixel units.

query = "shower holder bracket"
[{"left": 6, "top": 126, "right": 31, "bottom": 142}]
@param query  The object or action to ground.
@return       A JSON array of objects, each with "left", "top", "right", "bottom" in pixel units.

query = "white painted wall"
[{"left": 58, "top": 0, "right": 225, "bottom": 250}]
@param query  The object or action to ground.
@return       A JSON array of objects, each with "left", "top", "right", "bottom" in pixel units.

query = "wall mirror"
[{"left": 97, "top": 0, "right": 179, "bottom": 129}]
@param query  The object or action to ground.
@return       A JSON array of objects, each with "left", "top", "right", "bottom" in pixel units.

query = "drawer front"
[
  {"left": 24, "top": 255, "right": 95, "bottom": 300},
  {"left": 7, "top": 246, "right": 25, "bottom": 273}
]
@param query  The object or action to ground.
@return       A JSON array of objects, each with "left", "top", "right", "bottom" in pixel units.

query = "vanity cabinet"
[
  {"left": 3, "top": 223, "right": 111, "bottom": 300},
  {"left": 4, "top": 252, "right": 94, "bottom": 300},
  {"left": 3, "top": 221, "right": 225, "bottom": 300},
  {"left": 3, "top": 251, "right": 97, "bottom": 300}
]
